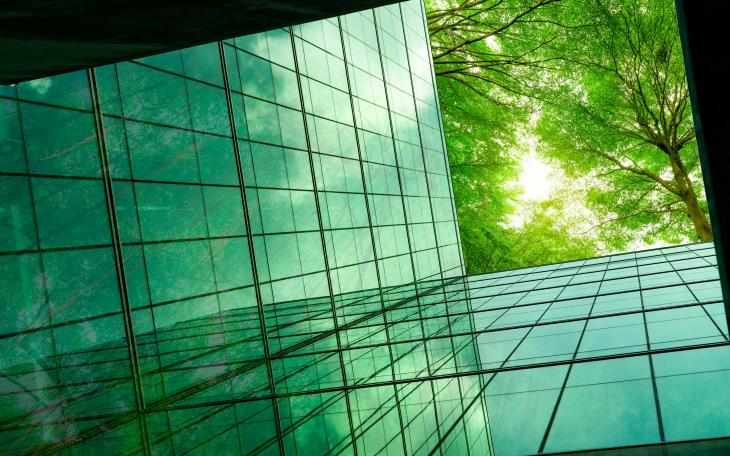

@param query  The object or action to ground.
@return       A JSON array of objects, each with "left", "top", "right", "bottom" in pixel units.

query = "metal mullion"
[
  {"left": 113, "top": 274, "right": 456, "bottom": 410},
  {"left": 264, "top": 308, "right": 339, "bottom": 338},
  {"left": 123, "top": 233, "right": 246, "bottom": 247},
  {"left": 149, "top": 312, "right": 260, "bottom": 338},
  {"left": 273, "top": 294, "right": 444, "bottom": 351},
  {"left": 338, "top": 382, "right": 420, "bottom": 456},
  {"left": 271, "top": 342, "right": 364, "bottom": 395},
  {"left": 396, "top": 377, "right": 456, "bottom": 454},
  {"left": 636, "top": 258, "right": 667, "bottom": 443},
  {"left": 180, "top": 52, "right": 240, "bottom": 444},
  {"left": 11, "top": 85, "right": 71, "bottom": 444},
  {"left": 269, "top": 277, "right": 461, "bottom": 360},
  {"left": 4, "top": 282, "right": 720, "bottom": 362},
  {"left": 182, "top": 67, "right": 247, "bottom": 452},
  {"left": 662, "top": 251, "right": 728, "bottom": 340},
  {"left": 395, "top": 3, "right": 477, "bottom": 451},
  {"left": 415, "top": 0, "right": 466, "bottom": 275},
  {"left": 370, "top": 8, "right": 448, "bottom": 449},
  {"left": 148, "top": 339, "right": 730, "bottom": 411},
  {"left": 476, "top": 242, "right": 709, "bottom": 279},
  {"left": 250, "top": 390, "right": 349, "bottom": 455},
  {"left": 221, "top": 40, "right": 293, "bottom": 75},
  {"left": 428, "top": 334, "right": 482, "bottom": 381},
  {"left": 35, "top": 275, "right": 461, "bottom": 453},
  {"left": 396, "top": 2, "right": 446, "bottom": 285},
  {"left": 105, "top": 176, "right": 240, "bottom": 189},
  {"left": 217, "top": 41, "right": 285, "bottom": 456},
  {"left": 537, "top": 266, "right": 608, "bottom": 453},
  {"left": 427, "top": 294, "right": 556, "bottom": 456},
  {"left": 120, "top": 47, "right": 222, "bottom": 452},
  {"left": 148, "top": 402, "right": 235, "bottom": 454},
  {"left": 0, "top": 309, "right": 123, "bottom": 342},
  {"left": 87, "top": 68, "right": 151, "bottom": 455},
  {"left": 346, "top": 295, "right": 475, "bottom": 390},
  {"left": 128, "top": 59, "right": 225, "bottom": 90},
  {"left": 370, "top": 8, "right": 421, "bottom": 292},
  {"left": 460, "top": 259, "right": 519, "bottom": 452},
  {"left": 29, "top": 340, "right": 730, "bottom": 422},
  {"left": 98, "top": 282, "right": 254, "bottom": 314},
  {"left": 274, "top": 326, "right": 436, "bottom": 412},
  {"left": 0, "top": 242, "right": 114, "bottom": 257},
  {"left": 440, "top": 266, "right": 721, "bottom": 312},
  {"left": 96, "top": 110, "right": 233, "bottom": 140},
  {"left": 338, "top": 19, "right": 407, "bottom": 451},
  {"left": 0, "top": 170, "right": 104, "bottom": 182},
  {"left": 1, "top": 94, "right": 94, "bottom": 114},
  {"left": 288, "top": 27, "right": 359, "bottom": 455},
  {"left": 272, "top": 299, "right": 485, "bottom": 365}
]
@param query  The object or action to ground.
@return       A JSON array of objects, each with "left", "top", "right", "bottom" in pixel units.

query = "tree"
[
  {"left": 426, "top": 0, "right": 572, "bottom": 103},
  {"left": 427, "top": 0, "right": 710, "bottom": 274},
  {"left": 428, "top": 0, "right": 603, "bottom": 273},
  {"left": 537, "top": 0, "right": 711, "bottom": 244},
  {"left": 439, "top": 75, "right": 522, "bottom": 272}
]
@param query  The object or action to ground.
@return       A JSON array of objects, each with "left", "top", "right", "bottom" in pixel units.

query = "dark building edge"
[
  {"left": 539, "top": 435, "right": 730, "bottom": 456},
  {"left": 675, "top": 0, "right": 730, "bottom": 331},
  {"left": 0, "top": 0, "right": 400, "bottom": 84}
]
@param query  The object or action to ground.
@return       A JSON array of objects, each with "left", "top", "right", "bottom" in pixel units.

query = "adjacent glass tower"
[
  {"left": 1, "top": 1, "right": 480, "bottom": 454},
  {"left": 1, "top": 1, "right": 729, "bottom": 455},
  {"left": 467, "top": 241, "right": 727, "bottom": 455}
]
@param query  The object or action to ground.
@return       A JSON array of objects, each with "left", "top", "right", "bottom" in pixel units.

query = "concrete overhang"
[{"left": 0, "top": 0, "right": 398, "bottom": 84}]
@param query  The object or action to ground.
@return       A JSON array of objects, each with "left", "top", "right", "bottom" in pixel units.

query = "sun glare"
[
  {"left": 485, "top": 35, "right": 502, "bottom": 52},
  {"left": 519, "top": 153, "right": 554, "bottom": 201}
]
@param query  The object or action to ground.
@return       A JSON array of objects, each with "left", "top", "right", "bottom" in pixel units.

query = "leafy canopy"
[{"left": 426, "top": 0, "right": 709, "bottom": 273}]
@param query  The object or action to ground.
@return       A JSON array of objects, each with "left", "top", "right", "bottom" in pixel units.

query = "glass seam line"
[
  {"left": 216, "top": 40, "right": 287, "bottom": 456},
  {"left": 288, "top": 25, "right": 359, "bottom": 454},
  {"left": 337, "top": 13, "right": 410, "bottom": 455},
  {"left": 371, "top": 7, "right": 446, "bottom": 446},
  {"left": 181, "top": 46, "right": 246, "bottom": 456},
  {"left": 418, "top": 0, "right": 466, "bottom": 276},
  {"left": 538, "top": 266, "right": 608, "bottom": 453},
  {"left": 663, "top": 250, "right": 728, "bottom": 340},
  {"left": 89, "top": 67, "right": 151, "bottom": 455},
  {"left": 11, "top": 83, "right": 73, "bottom": 449},
  {"left": 638, "top": 257, "right": 666, "bottom": 442},
  {"left": 396, "top": 3, "right": 474, "bottom": 452},
  {"left": 427, "top": 288, "right": 556, "bottom": 455}
]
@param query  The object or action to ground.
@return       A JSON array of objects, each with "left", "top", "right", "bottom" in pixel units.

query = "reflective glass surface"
[
  {"left": 0, "top": 1, "right": 472, "bottom": 454},
  {"left": 1, "top": 1, "right": 728, "bottom": 455}
]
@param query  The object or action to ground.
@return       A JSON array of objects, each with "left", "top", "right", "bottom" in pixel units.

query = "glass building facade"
[
  {"left": 468, "top": 241, "right": 727, "bottom": 455},
  {"left": 1, "top": 1, "right": 729, "bottom": 455},
  {"left": 1, "top": 1, "right": 476, "bottom": 454}
]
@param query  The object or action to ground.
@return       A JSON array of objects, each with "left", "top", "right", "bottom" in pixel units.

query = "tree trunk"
[
  {"left": 668, "top": 150, "right": 714, "bottom": 241},
  {"left": 685, "top": 195, "right": 713, "bottom": 241}
]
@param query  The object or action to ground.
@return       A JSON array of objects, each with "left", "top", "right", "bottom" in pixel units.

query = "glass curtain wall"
[
  {"left": 0, "top": 1, "right": 475, "bottom": 454},
  {"left": 2, "top": 0, "right": 730, "bottom": 455},
  {"left": 465, "top": 241, "right": 727, "bottom": 455}
]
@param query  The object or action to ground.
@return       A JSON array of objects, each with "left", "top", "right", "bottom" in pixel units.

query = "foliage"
[
  {"left": 427, "top": 0, "right": 710, "bottom": 274},
  {"left": 537, "top": 0, "right": 711, "bottom": 244}
]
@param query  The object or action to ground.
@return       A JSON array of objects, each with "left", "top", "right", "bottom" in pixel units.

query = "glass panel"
[{"left": 544, "top": 357, "right": 660, "bottom": 452}]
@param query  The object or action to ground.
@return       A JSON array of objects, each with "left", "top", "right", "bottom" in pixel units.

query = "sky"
[
  {"left": 506, "top": 126, "right": 556, "bottom": 228},
  {"left": 519, "top": 153, "right": 553, "bottom": 201},
  {"left": 507, "top": 132, "right": 679, "bottom": 252}
]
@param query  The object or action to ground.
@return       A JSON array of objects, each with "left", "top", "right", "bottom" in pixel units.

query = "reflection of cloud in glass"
[{"left": 28, "top": 77, "right": 53, "bottom": 95}]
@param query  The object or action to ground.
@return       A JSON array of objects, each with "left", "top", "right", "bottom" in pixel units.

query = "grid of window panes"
[
  {"left": 2, "top": 1, "right": 730, "bottom": 455},
  {"left": 0, "top": 0, "right": 471, "bottom": 454},
  {"left": 467, "top": 241, "right": 728, "bottom": 455}
]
